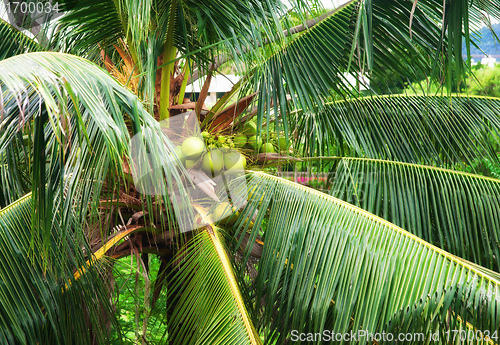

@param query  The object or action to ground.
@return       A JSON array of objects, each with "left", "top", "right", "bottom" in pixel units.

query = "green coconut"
[
  {"left": 243, "top": 121, "right": 257, "bottom": 135},
  {"left": 247, "top": 135, "right": 262, "bottom": 150},
  {"left": 182, "top": 137, "right": 205, "bottom": 159},
  {"left": 224, "top": 151, "right": 247, "bottom": 172},
  {"left": 174, "top": 145, "right": 186, "bottom": 164},
  {"left": 201, "top": 149, "right": 224, "bottom": 176},
  {"left": 277, "top": 137, "right": 290, "bottom": 150},
  {"left": 260, "top": 142, "right": 275, "bottom": 153},
  {"left": 233, "top": 134, "right": 247, "bottom": 148},
  {"left": 185, "top": 159, "right": 198, "bottom": 169}
]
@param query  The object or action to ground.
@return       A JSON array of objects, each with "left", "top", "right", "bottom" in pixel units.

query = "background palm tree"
[{"left": 2, "top": 0, "right": 500, "bottom": 344}]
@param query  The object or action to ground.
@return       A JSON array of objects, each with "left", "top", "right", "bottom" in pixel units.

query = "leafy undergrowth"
[
  {"left": 110, "top": 256, "right": 169, "bottom": 344},
  {"left": 462, "top": 156, "right": 500, "bottom": 179}
]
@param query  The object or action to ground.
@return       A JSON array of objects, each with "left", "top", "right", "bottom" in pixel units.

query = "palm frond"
[
  {"left": 295, "top": 95, "right": 500, "bottom": 166},
  {"left": 167, "top": 224, "right": 261, "bottom": 345},
  {"left": 245, "top": 0, "right": 356, "bottom": 124},
  {"left": 0, "top": 194, "right": 116, "bottom": 344},
  {"left": 241, "top": 0, "right": 500, "bottom": 137},
  {"left": 0, "top": 51, "right": 207, "bottom": 343},
  {"left": 0, "top": 19, "right": 43, "bottom": 61},
  {"left": 57, "top": 0, "right": 123, "bottom": 53},
  {"left": 234, "top": 172, "right": 500, "bottom": 344},
  {"left": 317, "top": 157, "right": 500, "bottom": 271},
  {"left": 0, "top": 51, "right": 188, "bottom": 252},
  {"left": 242, "top": 0, "right": 438, "bottom": 135}
]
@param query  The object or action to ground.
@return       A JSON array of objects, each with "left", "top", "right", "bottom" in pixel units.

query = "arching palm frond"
[
  {"left": 295, "top": 95, "right": 500, "bottom": 166},
  {"left": 231, "top": 172, "right": 500, "bottom": 344},
  {"left": 0, "top": 52, "right": 188, "bottom": 238},
  {"left": 0, "top": 52, "right": 193, "bottom": 343},
  {"left": 167, "top": 225, "right": 261, "bottom": 345},
  {"left": 314, "top": 157, "right": 500, "bottom": 271},
  {"left": 0, "top": 194, "right": 116, "bottom": 344},
  {"left": 0, "top": 19, "right": 43, "bottom": 61}
]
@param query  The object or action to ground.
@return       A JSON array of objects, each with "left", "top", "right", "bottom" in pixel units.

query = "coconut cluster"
[
  {"left": 234, "top": 121, "right": 291, "bottom": 154},
  {"left": 174, "top": 135, "right": 247, "bottom": 176},
  {"left": 169, "top": 125, "right": 275, "bottom": 229}
]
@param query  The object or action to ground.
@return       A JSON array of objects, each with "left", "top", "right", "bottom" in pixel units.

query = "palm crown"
[{"left": 2, "top": 0, "right": 500, "bottom": 344}]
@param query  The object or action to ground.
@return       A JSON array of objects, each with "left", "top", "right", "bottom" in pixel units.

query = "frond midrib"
[
  {"left": 194, "top": 205, "right": 262, "bottom": 345},
  {"left": 0, "top": 193, "right": 32, "bottom": 217},
  {"left": 290, "top": 93, "right": 500, "bottom": 116},
  {"left": 301, "top": 156, "right": 500, "bottom": 183},
  {"left": 250, "top": 170, "right": 500, "bottom": 284}
]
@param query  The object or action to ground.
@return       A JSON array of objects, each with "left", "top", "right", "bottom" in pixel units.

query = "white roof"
[
  {"left": 188, "top": 74, "right": 240, "bottom": 93},
  {"left": 343, "top": 73, "right": 369, "bottom": 91},
  {"left": 188, "top": 73, "right": 369, "bottom": 93}
]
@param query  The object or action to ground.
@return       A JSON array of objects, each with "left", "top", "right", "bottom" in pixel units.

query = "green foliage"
[
  {"left": 110, "top": 257, "right": 168, "bottom": 344},
  {"left": 404, "top": 63, "right": 500, "bottom": 97},
  {"left": 462, "top": 156, "right": 500, "bottom": 179},
  {"left": 404, "top": 79, "right": 446, "bottom": 95},
  {"left": 239, "top": 172, "right": 500, "bottom": 344},
  {"left": 467, "top": 64, "right": 500, "bottom": 97},
  {"left": 286, "top": 8, "right": 330, "bottom": 28},
  {"left": 3, "top": 0, "right": 500, "bottom": 344}
]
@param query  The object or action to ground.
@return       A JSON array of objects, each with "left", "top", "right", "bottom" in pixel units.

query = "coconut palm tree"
[{"left": 2, "top": 0, "right": 500, "bottom": 344}]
